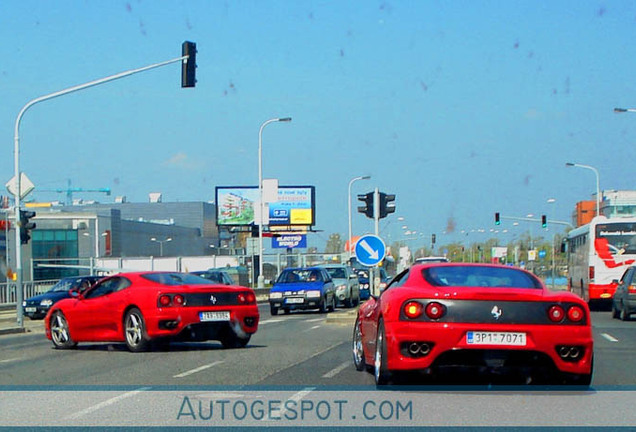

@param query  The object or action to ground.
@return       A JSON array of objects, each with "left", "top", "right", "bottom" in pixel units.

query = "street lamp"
[
  {"left": 150, "top": 237, "right": 172, "bottom": 257},
  {"left": 614, "top": 107, "right": 636, "bottom": 113},
  {"left": 566, "top": 162, "right": 600, "bottom": 217},
  {"left": 347, "top": 175, "right": 370, "bottom": 258},
  {"left": 258, "top": 117, "right": 292, "bottom": 289}
]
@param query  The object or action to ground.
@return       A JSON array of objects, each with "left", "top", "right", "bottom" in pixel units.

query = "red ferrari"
[
  {"left": 353, "top": 263, "right": 594, "bottom": 385},
  {"left": 44, "top": 272, "right": 259, "bottom": 352}
]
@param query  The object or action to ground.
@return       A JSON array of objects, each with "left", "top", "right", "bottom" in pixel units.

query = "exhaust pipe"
[{"left": 408, "top": 342, "right": 421, "bottom": 355}]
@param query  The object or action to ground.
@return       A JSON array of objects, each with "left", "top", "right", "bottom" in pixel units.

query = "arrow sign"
[{"left": 355, "top": 234, "right": 386, "bottom": 267}]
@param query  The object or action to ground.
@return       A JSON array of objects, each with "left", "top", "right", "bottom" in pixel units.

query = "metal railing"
[{"left": 0, "top": 280, "right": 57, "bottom": 306}]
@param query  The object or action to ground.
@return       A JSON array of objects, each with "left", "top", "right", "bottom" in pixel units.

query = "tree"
[{"left": 325, "top": 233, "right": 343, "bottom": 254}]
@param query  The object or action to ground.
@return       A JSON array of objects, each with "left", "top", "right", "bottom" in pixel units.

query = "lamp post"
[
  {"left": 258, "top": 117, "right": 292, "bottom": 289},
  {"left": 150, "top": 237, "right": 172, "bottom": 257},
  {"left": 566, "top": 162, "right": 600, "bottom": 217},
  {"left": 614, "top": 107, "right": 636, "bottom": 113},
  {"left": 547, "top": 198, "right": 557, "bottom": 289},
  {"left": 347, "top": 175, "right": 371, "bottom": 258}
]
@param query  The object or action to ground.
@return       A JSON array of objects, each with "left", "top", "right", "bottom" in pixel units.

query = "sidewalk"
[{"left": 0, "top": 305, "right": 45, "bottom": 336}]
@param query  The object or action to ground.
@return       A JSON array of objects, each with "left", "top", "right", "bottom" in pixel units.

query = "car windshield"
[
  {"left": 325, "top": 268, "right": 346, "bottom": 279},
  {"left": 48, "top": 277, "right": 97, "bottom": 293},
  {"left": 141, "top": 272, "right": 213, "bottom": 286},
  {"left": 277, "top": 269, "right": 321, "bottom": 283},
  {"left": 422, "top": 266, "right": 542, "bottom": 289}
]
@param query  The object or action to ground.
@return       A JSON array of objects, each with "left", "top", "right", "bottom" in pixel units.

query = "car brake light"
[
  {"left": 159, "top": 295, "right": 171, "bottom": 307},
  {"left": 567, "top": 305, "right": 584, "bottom": 322},
  {"left": 173, "top": 294, "right": 184, "bottom": 306},
  {"left": 403, "top": 301, "right": 423, "bottom": 319},
  {"left": 246, "top": 292, "right": 255, "bottom": 303},
  {"left": 629, "top": 285, "right": 636, "bottom": 294},
  {"left": 548, "top": 305, "right": 565, "bottom": 322},
  {"left": 425, "top": 302, "right": 445, "bottom": 320},
  {"left": 588, "top": 266, "right": 595, "bottom": 281}
]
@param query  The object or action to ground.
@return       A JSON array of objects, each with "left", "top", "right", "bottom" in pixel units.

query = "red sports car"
[
  {"left": 44, "top": 272, "right": 259, "bottom": 352},
  {"left": 353, "top": 263, "right": 594, "bottom": 385}
]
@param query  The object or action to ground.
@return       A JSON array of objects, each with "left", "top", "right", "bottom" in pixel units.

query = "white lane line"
[
  {"left": 601, "top": 332, "right": 619, "bottom": 343},
  {"left": 322, "top": 361, "right": 350, "bottom": 379},
  {"left": 306, "top": 318, "right": 324, "bottom": 323},
  {"left": 259, "top": 319, "right": 284, "bottom": 325},
  {"left": 263, "top": 387, "right": 315, "bottom": 421},
  {"left": 173, "top": 360, "right": 225, "bottom": 378},
  {"left": 302, "top": 325, "right": 321, "bottom": 333},
  {"left": 64, "top": 387, "right": 150, "bottom": 420},
  {"left": 0, "top": 357, "right": 23, "bottom": 364}
]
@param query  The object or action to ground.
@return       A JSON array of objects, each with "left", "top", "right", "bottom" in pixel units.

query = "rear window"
[
  {"left": 276, "top": 269, "right": 322, "bottom": 283},
  {"left": 141, "top": 273, "right": 212, "bottom": 286},
  {"left": 422, "top": 266, "right": 542, "bottom": 289}
]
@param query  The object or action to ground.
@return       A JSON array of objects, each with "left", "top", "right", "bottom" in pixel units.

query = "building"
[{"left": 572, "top": 190, "right": 636, "bottom": 227}]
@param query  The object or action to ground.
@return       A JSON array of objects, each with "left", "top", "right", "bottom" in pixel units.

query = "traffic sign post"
[{"left": 355, "top": 234, "right": 386, "bottom": 297}]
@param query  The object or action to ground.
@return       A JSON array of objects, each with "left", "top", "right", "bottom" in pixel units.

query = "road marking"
[
  {"left": 259, "top": 319, "right": 284, "bottom": 325},
  {"left": 64, "top": 387, "right": 150, "bottom": 420},
  {"left": 173, "top": 360, "right": 224, "bottom": 378},
  {"left": 306, "top": 318, "right": 324, "bottom": 322},
  {"left": 0, "top": 357, "right": 23, "bottom": 364},
  {"left": 302, "top": 325, "right": 321, "bottom": 332},
  {"left": 322, "top": 361, "right": 350, "bottom": 378},
  {"left": 601, "top": 332, "right": 619, "bottom": 343}
]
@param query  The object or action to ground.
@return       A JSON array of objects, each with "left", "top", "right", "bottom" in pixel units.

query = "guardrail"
[{"left": 0, "top": 280, "right": 57, "bottom": 306}]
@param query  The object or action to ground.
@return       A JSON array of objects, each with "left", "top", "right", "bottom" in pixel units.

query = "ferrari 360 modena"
[
  {"left": 44, "top": 271, "right": 259, "bottom": 352},
  {"left": 353, "top": 263, "right": 593, "bottom": 386}
]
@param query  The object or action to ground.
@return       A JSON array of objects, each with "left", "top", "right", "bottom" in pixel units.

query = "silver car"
[{"left": 323, "top": 264, "right": 360, "bottom": 308}]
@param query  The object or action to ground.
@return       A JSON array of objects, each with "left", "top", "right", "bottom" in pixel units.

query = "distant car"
[
  {"left": 612, "top": 265, "right": 636, "bottom": 321},
  {"left": 22, "top": 276, "right": 102, "bottom": 320},
  {"left": 269, "top": 267, "right": 336, "bottom": 315},
  {"left": 353, "top": 263, "right": 593, "bottom": 386},
  {"left": 357, "top": 267, "right": 390, "bottom": 300},
  {"left": 190, "top": 270, "right": 234, "bottom": 285},
  {"left": 323, "top": 264, "right": 360, "bottom": 308},
  {"left": 44, "top": 271, "right": 259, "bottom": 352},
  {"left": 414, "top": 256, "right": 450, "bottom": 264}
]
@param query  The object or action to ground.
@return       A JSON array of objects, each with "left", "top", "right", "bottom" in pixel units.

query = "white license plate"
[
  {"left": 199, "top": 311, "right": 230, "bottom": 322},
  {"left": 25, "top": 307, "right": 36, "bottom": 312},
  {"left": 466, "top": 331, "right": 527, "bottom": 346},
  {"left": 285, "top": 298, "right": 304, "bottom": 304}
]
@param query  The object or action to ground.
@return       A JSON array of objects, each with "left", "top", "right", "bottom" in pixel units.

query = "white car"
[
  {"left": 323, "top": 265, "right": 360, "bottom": 308},
  {"left": 414, "top": 256, "right": 450, "bottom": 264}
]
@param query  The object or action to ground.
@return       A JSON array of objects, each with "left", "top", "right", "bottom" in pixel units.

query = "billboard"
[{"left": 215, "top": 186, "right": 315, "bottom": 227}]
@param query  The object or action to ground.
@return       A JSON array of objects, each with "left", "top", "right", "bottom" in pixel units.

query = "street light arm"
[{"left": 565, "top": 162, "right": 600, "bottom": 217}]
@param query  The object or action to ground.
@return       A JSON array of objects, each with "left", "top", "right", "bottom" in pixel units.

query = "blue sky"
[{"left": 1, "top": 1, "right": 635, "bottom": 251}]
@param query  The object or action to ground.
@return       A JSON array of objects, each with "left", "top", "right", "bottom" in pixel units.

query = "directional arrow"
[{"left": 359, "top": 239, "right": 379, "bottom": 260}]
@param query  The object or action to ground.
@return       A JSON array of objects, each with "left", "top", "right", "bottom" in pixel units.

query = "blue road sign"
[{"left": 355, "top": 234, "right": 386, "bottom": 267}]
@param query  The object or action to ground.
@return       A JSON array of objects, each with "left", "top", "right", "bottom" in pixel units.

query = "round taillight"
[
  {"left": 173, "top": 295, "right": 184, "bottom": 306},
  {"left": 403, "top": 301, "right": 423, "bottom": 319},
  {"left": 548, "top": 305, "right": 565, "bottom": 322},
  {"left": 567, "top": 306, "right": 584, "bottom": 322},
  {"left": 159, "top": 295, "right": 171, "bottom": 307},
  {"left": 246, "top": 293, "right": 255, "bottom": 303},
  {"left": 425, "top": 302, "right": 445, "bottom": 320},
  {"left": 238, "top": 293, "right": 246, "bottom": 304}
]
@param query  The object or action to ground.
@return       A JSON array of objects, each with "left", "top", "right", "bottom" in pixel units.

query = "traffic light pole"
[{"left": 12, "top": 52, "right": 191, "bottom": 327}]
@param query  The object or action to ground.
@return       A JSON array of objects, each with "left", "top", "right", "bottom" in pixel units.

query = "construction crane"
[{"left": 37, "top": 179, "right": 111, "bottom": 205}]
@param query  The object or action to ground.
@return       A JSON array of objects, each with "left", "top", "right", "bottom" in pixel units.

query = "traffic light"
[
  {"left": 378, "top": 193, "right": 396, "bottom": 219},
  {"left": 357, "top": 192, "right": 374, "bottom": 219},
  {"left": 19, "top": 210, "right": 36, "bottom": 245},
  {"left": 181, "top": 41, "right": 197, "bottom": 88},
  {"left": 541, "top": 215, "right": 547, "bottom": 228},
  {"left": 495, "top": 212, "right": 500, "bottom": 225},
  {"left": 432, "top": 233, "right": 436, "bottom": 244}
]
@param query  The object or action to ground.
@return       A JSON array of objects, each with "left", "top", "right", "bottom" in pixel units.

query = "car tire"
[
  {"left": 328, "top": 295, "right": 336, "bottom": 312},
  {"left": 319, "top": 299, "right": 328, "bottom": 313},
  {"left": 124, "top": 308, "right": 151, "bottom": 352},
  {"left": 283, "top": 308, "right": 291, "bottom": 315},
  {"left": 50, "top": 311, "right": 77, "bottom": 349},
  {"left": 612, "top": 302, "right": 620, "bottom": 319},
  {"left": 221, "top": 333, "right": 251, "bottom": 349},
  {"left": 270, "top": 306, "right": 279, "bottom": 316},
  {"left": 620, "top": 305, "right": 630, "bottom": 321},
  {"left": 353, "top": 317, "right": 366, "bottom": 371},
  {"left": 562, "top": 356, "right": 593, "bottom": 387},
  {"left": 344, "top": 296, "right": 353, "bottom": 308},
  {"left": 374, "top": 318, "right": 391, "bottom": 386}
]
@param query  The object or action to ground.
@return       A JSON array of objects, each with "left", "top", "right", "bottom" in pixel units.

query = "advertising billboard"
[{"left": 215, "top": 186, "right": 315, "bottom": 227}]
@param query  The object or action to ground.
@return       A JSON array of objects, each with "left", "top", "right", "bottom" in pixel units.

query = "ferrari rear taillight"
[
  {"left": 425, "top": 302, "right": 445, "bottom": 320},
  {"left": 403, "top": 301, "right": 423, "bottom": 319},
  {"left": 238, "top": 292, "right": 256, "bottom": 304},
  {"left": 173, "top": 294, "right": 185, "bottom": 306},
  {"left": 159, "top": 295, "right": 172, "bottom": 307},
  {"left": 567, "top": 305, "right": 584, "bottom": 322},
  {"left": 548, "top": 305, "right": 565, "bottom": 322}
]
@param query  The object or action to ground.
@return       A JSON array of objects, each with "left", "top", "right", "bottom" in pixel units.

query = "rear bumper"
[
  {"left": 589, "top": 283, "right": 617, "bottom": 300},
  {"left": 382, "top": 321, "right": 593, "bottom": 376}
]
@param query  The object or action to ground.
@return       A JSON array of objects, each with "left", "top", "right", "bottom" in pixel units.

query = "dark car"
[
  {"left": 357, "top": 267, "right": 390, "bottom": 300},
  {"left": 22, "top": 276, "right": 102, "bottom": 320},
  {"left": 612, "top": 265, "right": 636, "bottom": 321},
  {"left": 268, "top": 267, "right": 336, "bottom": 315},
  {"left": 190, "top": 270, "right": 234, "bottom": 285}
]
